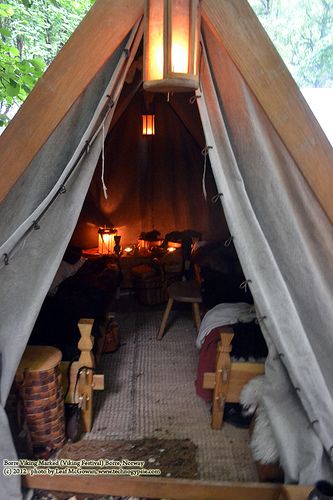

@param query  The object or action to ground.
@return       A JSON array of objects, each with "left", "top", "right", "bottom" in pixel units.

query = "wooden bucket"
[
  {"left": 132, "top": 265, "right": 167, "bottom": 305},
  {"left": 15, "top": 346, "right": 65, "bottom": 458}
]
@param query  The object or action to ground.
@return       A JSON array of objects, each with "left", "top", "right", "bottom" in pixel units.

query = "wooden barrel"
[{"left": 15, "top": 346, "right": 65, "bottom": 458}]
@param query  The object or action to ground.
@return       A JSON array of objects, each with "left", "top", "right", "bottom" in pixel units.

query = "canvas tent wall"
[{"left": 0, "top": 0, "right": 333, "bottom": 498}]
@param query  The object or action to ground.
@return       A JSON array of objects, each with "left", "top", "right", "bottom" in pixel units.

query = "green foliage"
[
  {"left": 248, "top": 0, "right": 333, "bottom": 88},
  {"left": 0, "top": 0, "right": 93, "bottom": 126}
]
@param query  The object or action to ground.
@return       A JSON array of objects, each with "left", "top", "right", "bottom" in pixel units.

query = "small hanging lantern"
[
  {"left": 143, "top": 0, "right": 200, "bottom": 93},
  {"left": 142, "top": 114, "right": 155, "bottom": 135},
  {"left": 98, "top": 225, "right": 117, "bottom": 254}
]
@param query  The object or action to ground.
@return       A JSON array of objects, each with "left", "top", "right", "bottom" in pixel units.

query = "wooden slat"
[
  {"left": 0, "top": 0, "right": 144, "bottom": 202},
  {"left": 201, "top": 0, "right": 333, "bottom": 224},
  {"left": 203, "top": 362, "right": 264, "bottom": 396},
  {"left": 22, "top": 476, "right": 282, "bottom": 500},
  {"left": 279, "top": 485, "right": 312, "bottom": 500},
  {"left": 92, "top": 373, "right": 105, "bottom": 391},
  {"left": 227, "top": 363, "right": 265, "bottom": 402}
]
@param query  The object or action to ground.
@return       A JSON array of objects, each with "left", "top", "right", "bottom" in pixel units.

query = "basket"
[{"left": 14, "top": 346, "right": 66, "bottom": 458}]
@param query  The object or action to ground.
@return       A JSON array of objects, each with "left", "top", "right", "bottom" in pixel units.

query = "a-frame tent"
[{"left": 0, "top": 0, "right": 333, "bottom": 498}]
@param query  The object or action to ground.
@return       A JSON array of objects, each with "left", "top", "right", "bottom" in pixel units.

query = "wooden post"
[
  {"left": 76, "top": 319, "right": 94, "bottom": 432},
  {"left": 63, "top": 318, "right": 104, "bottom": 432},
  {"left": 77, "top": 318, "right": 95, "bottom": 369},
  {"left": 211, "top": 330, "right": 233, "bottom": 429}
]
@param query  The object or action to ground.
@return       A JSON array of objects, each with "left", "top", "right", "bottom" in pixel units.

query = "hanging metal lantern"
[
  {"left": 98, "top": 225, "right": 117, "bottom": 254},
  {"left": 142, "top": 114, "right": 156, "bottom": 135},
  {"left": 143, "top": 0, "right": 200, "bottom": 93}
]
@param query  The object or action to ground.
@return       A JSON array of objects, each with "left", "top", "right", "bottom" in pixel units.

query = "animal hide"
[{"left": 240, "top": 376, "right": 280, "bottom": 464}]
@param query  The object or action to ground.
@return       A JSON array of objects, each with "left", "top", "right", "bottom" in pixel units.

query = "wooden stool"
[{"left": 157, "top": 280, "right": 202, "bottom": 340}]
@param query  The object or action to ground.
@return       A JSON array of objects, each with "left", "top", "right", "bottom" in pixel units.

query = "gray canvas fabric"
[
  {"left": 198, "top": 21, "right": 333, "bottom": 483},
  {"left": 0, "top": 25, "right": 140, "bottom": 498}
]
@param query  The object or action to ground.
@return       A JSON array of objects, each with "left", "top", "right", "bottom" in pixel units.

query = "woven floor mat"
[{"left": 87, "top": 304, "right": 257, "bottom": 482}]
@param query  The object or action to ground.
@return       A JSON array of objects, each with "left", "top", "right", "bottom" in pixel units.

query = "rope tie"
[
  {"left": 329, "top": 446, "right": 333, "bottom": 461},
  {"left": 85, "top": 141, "right": 91, "bottom": 154},
  {"left": 189, "top": 94, "right": 201, "bottom": 104},
  {"left": 224, "top": 236, "right": 234, "bottom": 247},
  {"left": 255, "top": 315, "right": 267, "bottom": 324},
  {"left": 201, "top": 145, "right": 212, "bottom": 201},
  {"left": 294, "top": 386, "right": 301, "bottom": 393},
  {"left": 101, "top": 122, "right": 108, "bottom": 200},
  {"left": 106, "top": 95, "right": 114, "bottom": 109},
  {"left": 33, "top": 221, "right": 40, "bottom": 230},
  {"left": 3, "top": 253, "right": 9, "bottom": 265},
  {"left": 239, "top": 279, "right": 252, "bottom": 293},
  {"left": 211, "top": 193, "right": 223, "bottom": 203},
  {"left": 308, "top": 419, "right": 319, "bottom": 429},
  {"left": 59, "top": 185, "right": 66, "bottom": 194}
]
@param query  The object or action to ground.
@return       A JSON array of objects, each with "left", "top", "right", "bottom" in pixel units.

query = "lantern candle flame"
[{"left": 98, "top": 226, "right": 117, "bottom": 254}]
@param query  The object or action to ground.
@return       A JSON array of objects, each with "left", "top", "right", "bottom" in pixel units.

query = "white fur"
[
  {"left": 240, "top": 376, "right": 279, "bottom": 464},
  {"left": 240, "top": 375, "right": 265, "bottom": 416}
]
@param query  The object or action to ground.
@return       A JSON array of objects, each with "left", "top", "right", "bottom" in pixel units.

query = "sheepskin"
[{"left": 240, "top": 376, "right": 279, "bottom": 464}]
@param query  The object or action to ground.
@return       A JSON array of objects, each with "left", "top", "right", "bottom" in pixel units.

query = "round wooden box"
[{"left": 15, "top": 346, "right": 65, "bottom": 458}]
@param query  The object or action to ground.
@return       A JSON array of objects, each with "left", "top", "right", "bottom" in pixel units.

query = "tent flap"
[{"left": 198, "top": 20, "right": 333, "bottom": 483}]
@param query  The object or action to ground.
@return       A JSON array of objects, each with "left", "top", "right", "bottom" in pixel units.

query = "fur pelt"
[{"left": 240, "top": 376, "right": 279, "bottom": 464}]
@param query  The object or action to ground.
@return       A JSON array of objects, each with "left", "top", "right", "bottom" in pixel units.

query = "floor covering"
[{"left": 85, "top": 294, "right": 258, "bottom": 483}]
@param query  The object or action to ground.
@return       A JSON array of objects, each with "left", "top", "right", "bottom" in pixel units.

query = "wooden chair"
[{"left": 156, "top": 279, "right": 202, "bottom": 340}]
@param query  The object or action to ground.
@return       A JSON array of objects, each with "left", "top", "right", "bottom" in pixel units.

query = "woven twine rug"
[
  {"left": 35, "top": 298, "right": 257, "bottom": 500},
  {"left": 84, "top": 298, "right": 257, "bottom": 482}
]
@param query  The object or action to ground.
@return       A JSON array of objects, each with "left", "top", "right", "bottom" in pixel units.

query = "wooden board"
[
  {"left": 201, "top": 0, "right": 333, "bottom": 225},
  {"left": 22, "top": 475, "right": 313, "bottom": 499},
  {"left": 203, "top": 362, "right": 265, "bottom": 402},
  {"left": 22, "top": 476, "right": 282, "bottom": 499},
  {"left": 0, "top": 0, "right": 144, "bottom": 202}
]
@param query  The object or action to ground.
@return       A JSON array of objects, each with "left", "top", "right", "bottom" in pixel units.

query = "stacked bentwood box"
[{"left": 11, "top": 346, "right": 65, "bottom": 458}]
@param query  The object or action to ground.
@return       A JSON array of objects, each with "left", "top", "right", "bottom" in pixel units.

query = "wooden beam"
[
  {"left": 169, "top": 95, "right": 205, "bottom": 149},
  {"left": 22, "top": 475, "right": 282, "bottom": 500},
  {"left": 279, "top": 485, "right": 313, "bottom": 500},
  {"left": 201, "top": 0, "right": 333, "bottom": 224},
  {"left": 204, "top": 362, "right": 265, "bottom": 399},
  {"left": 0, "top": 0, "right": 144, "bottom": 202}
]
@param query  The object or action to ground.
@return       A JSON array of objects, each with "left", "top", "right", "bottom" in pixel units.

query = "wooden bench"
[
  {"left": 203, "top": 327, "right": 265, "bottom": 430},
  {"left": 60, "top": 318, "right": 104, "bottom": 432}
]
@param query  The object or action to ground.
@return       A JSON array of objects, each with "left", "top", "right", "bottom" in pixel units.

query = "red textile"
[{"left": 195, "top": 327, "right": 221, "bottom": 402}]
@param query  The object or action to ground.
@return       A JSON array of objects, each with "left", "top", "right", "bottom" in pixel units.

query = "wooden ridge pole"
[
  {"left": 201, "top": 0, "right": 333, "bottom": 225},
  {"left": 0, "top": 0, "right": 144, "bottom": 202}
]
